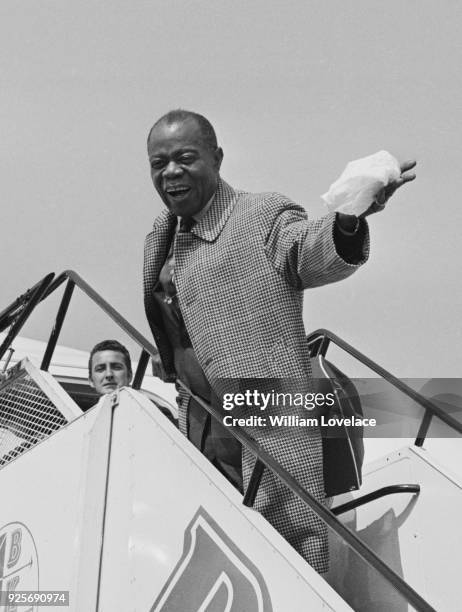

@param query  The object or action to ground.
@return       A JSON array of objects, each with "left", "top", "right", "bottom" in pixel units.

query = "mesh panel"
[{"left": 0, "top": 370, "right": 70, "bottom": 468}]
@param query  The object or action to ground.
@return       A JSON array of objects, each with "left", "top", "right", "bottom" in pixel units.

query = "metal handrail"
[
  {"left": 307, "top": 328, "right": 462, "bottom": 443},
  {"left": 0, "top": 273, "right": 55, "bottom": 361},
  {"left": 0, "top": 272, "right": 437, "bottom": 611},
  {"left": 0, "top": 274, "right": 53, "bottom": 332},
  {"left": 39, "top": 271, "right": 160, "bottom": 373},
  {"left": 331, "top": 484, "right": 420, "bottom": 516}
]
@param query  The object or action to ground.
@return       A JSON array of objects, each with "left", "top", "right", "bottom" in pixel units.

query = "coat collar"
[
  {"left": 150, "top": 207, "right": 177, "bottom": 248},
  {"left": 150, "top": 178, "right": 240, "bottom": 243},
  {"left": 190, "top": 178, "right": 239, "bottom": 242}
]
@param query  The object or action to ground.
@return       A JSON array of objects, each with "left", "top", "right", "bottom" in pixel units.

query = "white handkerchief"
[{"left": 322, "top": 150, "right": 401, "bottom": 216}]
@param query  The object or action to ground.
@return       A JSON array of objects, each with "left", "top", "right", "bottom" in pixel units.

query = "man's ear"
[
  {"left": 89, "top": 377, "right": 95, "bottom": 389},
  {"left": 215, "top": 147, "right": 224, "bottom": 171}
]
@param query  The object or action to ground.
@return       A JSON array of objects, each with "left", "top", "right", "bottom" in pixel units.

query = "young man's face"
[{"left": 89, "top": 350, "right": 132, "bottom": 395}]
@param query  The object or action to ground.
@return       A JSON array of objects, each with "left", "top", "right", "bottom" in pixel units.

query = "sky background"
[{"left": 1, "top": 0, "right": 461, "bottom": 377}]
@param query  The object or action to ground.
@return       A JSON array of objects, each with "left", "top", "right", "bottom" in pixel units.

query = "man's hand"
[{"left": 359, "top": 159, "right": 417, "bottom": 218}]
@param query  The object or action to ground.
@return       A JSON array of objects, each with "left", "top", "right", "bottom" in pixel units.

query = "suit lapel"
[
  {"left": 144, "top": 208, "right": 177, "bottom": 292},
  {"left": 143, "top": 209, "right": 177, "bottom": 377}
]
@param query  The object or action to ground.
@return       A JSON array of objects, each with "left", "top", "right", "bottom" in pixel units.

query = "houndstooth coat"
[{"left": 143, "top": 178, "right": 369, "bottom": 572}]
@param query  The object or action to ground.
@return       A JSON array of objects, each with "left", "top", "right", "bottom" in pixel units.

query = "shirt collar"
[{"left": 176, "top": 192, "right": 215, "bottom": 230}]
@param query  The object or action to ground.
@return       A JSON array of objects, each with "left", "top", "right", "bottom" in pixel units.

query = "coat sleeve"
[{"left": 262, "top": 194, "right": 370, "bottom": 290}]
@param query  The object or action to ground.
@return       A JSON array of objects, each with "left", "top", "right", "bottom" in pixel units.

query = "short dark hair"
[
  {"left": 88, "top": 340, "right": 132, "bottom": 379},
  {"left": 147, "top": 109, "right": 218, "bottom": 151}
]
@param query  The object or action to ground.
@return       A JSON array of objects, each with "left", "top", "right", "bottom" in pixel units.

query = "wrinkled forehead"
[
  {"left": 148, "top": 118, "right": 205, "bottom": 154},
  {"left": 90, "top": 350, "right": 128, "bottom": 370}
]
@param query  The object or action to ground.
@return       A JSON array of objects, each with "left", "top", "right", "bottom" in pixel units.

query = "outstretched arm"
[{"left": 264, "top": 159, "right": 416, "bottom": 289}]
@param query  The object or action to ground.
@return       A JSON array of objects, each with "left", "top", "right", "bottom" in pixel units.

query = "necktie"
[
  {"left": 179, "top": 217, "right": 195, "bottom": 232},
  {"left": 172, "top": 217, "right": 194, "bottom": 347},
  {"left": 175, "top": 216, "right": 195, "bottom": 435}
]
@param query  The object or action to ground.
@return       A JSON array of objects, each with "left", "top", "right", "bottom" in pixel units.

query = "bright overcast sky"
[{"left": 1, "top": 1, "right": 461, "bottom": 377}]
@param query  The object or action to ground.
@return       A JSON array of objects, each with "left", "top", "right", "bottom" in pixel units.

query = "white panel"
[
  {"left": 0, "top": 403, "right": 112, "bottom": 612},
  {"left": 73, "top": 399, "right": 113, "bottom": 612},
  {"left": 98, "top": 389, "right": 352, "bottom": 612},
  {"left": 330, "top": 446, "right": 462, "bottom": 611}
]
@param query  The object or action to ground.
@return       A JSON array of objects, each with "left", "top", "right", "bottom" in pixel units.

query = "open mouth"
[{"left": 165, "top": 185, "right": 191, "bottom": 199}]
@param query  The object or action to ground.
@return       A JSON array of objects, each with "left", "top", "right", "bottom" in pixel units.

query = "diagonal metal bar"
[
  {"left": 41, "top": 280, "right": 75, "bottom": 371},
  {"left": 132, "top": 349, "right": 150, "bottom": 390},
  {"left": 242, "top": 459, "right": 265, "bottom": 507},
  {"left": 0, "top": 274, "right": 55, "bottom": 333},
  {"left": 0, "top": 273, "right": 55, "bottom": 361},
  {"left": 51, "top": 271, "right": 159, "bottom": 360},
  {"left": 307, "top": 328, "right": 462, "bottom": 439}
]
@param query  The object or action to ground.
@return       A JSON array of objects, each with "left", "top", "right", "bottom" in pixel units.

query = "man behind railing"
[
  {"left": 88, "top": 339, "right": 133, "bottom": 395},
  {"left": 88, "top": 339, "right": 177, "bottom": 425}
]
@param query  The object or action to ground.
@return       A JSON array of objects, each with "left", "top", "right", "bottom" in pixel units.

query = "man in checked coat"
[{"left": 143, "top": 109, "right": 416, "bottom": 573}]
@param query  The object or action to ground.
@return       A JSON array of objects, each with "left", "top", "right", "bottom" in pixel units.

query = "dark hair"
[
  {"left": 147, "top": 109, "right": 218, "bottom": 151},
  {"left": 88, "top": 340, "right": 132, "bottom": 379}
]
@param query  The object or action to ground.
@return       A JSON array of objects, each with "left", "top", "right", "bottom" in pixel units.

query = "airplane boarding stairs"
[{"left": 0, "top": 271, "right": 461, "bottom": 611}]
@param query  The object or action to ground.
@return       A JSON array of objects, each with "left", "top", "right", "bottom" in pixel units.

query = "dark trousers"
[{"left": 187, "top": 395, "right": 243, "bottom": 493}]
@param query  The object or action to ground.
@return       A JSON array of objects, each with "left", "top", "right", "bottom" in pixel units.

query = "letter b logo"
[{"left": 151, "top": 508, "right": 272, "bottom": 612}]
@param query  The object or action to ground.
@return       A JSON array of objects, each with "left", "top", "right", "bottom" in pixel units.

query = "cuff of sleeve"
[
  {"left": 333, "top": 216, "right": 369, "bottom": 266},
  {"left": 336, "top": 214, "right": 360, "bottom": 236}
]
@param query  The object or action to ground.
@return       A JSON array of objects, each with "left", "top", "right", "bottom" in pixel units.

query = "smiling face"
[
  {"left": 147, "top": 117, "right": 223, "bottom": 218},
  {"left": 89, "top": 350, "right": 132, "bottom": 395}
]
